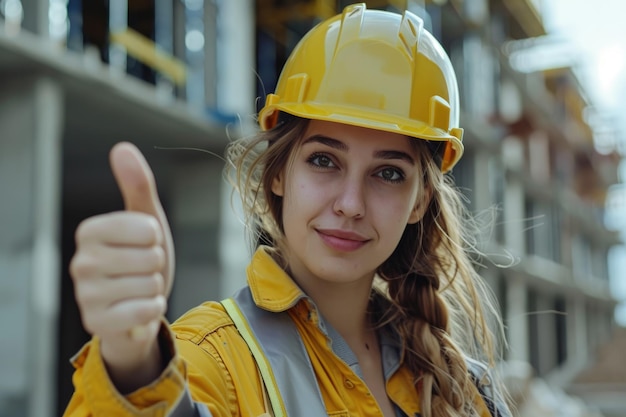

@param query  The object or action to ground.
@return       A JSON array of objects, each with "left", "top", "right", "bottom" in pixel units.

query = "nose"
[{"left": 333, "top": 176, "right": 365, "bottom": 218}]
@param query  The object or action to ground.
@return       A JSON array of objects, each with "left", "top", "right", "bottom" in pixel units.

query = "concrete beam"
[{"left": 0, "top": 76, "right": 63, "bottom": 417}]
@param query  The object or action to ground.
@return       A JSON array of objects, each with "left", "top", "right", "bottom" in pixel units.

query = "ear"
[
  {"left": 407, "top": 186, "right": 432, "bottom": 224},
  {"left": 271, "top": 171, "right": 285, "bottom": 197}
]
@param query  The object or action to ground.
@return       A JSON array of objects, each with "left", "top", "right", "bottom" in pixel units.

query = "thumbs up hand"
[{"left": 70, "top": 142, "right": 175, "bottom": 392}]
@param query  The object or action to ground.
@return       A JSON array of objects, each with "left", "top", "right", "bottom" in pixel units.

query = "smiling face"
[{"left": 271, "top": 119, "right": 431, "bottom": 290}]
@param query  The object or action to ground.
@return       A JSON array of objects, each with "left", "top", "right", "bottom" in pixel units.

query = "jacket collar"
[{"left": 246, "top": 246, "right": 306, "bottom": 313}]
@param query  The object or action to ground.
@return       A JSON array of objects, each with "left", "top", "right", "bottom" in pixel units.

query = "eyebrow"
[
  {"left": 303, "top": 135, "right": 348, "bottom": 151},
  {"left": 303, "top": 134, "right": 416, "bottom": 165}
]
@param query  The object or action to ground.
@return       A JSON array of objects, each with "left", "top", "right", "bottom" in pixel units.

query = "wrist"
[{"left": 100, "top": 324, "right": 166, "bottom": 394}]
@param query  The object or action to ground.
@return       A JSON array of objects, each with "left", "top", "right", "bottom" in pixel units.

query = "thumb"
[
  {"left": 110, "top": 142, "right": 161, "bottom": 215},
  {"left": 109, "top": 142, "right": 175, "bottom": 295}
]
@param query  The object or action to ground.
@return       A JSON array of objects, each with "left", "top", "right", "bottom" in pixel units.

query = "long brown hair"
[{"left": 226, "top": 114, "right": 504, "bottom": 417}]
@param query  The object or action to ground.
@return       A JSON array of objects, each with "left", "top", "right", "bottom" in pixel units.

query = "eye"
[
  {"left": 307, "top": 153, "right": 336, "bottom": 168},
  {"left": 377, "top": 167, "right": 404, "bottom": 183}
]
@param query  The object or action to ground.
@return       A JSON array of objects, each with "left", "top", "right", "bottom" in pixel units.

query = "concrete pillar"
[
  {"left": 155, "top": 0, "right": 175, "bottom": 97},
  {"left": 218, "top": 182, "right": 248, "bottom": 298},
  {"left": 108, "top": 0, "right": 128, "bottom": 72},
  {"left": 0, "top": 76, "right": 63, "bottom": 417},
  {"left": 506, "top": 276, "right": 529, "bottom": 362},
  {"left": 22, "top": 0, "right": 48, "bottom": 36},
  {"left": 216, "top": 0, "right": 255, "bottom": 297},
  {"left": 502, "top": 153, "right": 528, "bottom": 365},
  {"left": 567, "top": 295, "right": 588, "bottom": 365},
  {"left": 502, "top": 137, "right": 526, "bottom": 256},
  {"left": 168, "top": 159, "right": 223, "bottom": 319},
  {"left": 216, "top": 0, "right": 254, "bottom": 117},
  {"left": 535, "top": 293, "right": 557, "bottom": 374},
  {"left": 204, "top": 1, "right": 218, "bottom": 107},
  {"left": 472, "top": 151, "right": 492, "bottom": 212}
]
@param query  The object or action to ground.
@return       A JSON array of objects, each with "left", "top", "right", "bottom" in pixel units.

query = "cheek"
[
  {"left": 281, "top": 177, "right": 321, "bottom": 221},
  {"left": 372, "top": 191, "right": 419, "bottom": 230},
  {"left": 285, "top": 172, "right": 329, "bottom": 206}
]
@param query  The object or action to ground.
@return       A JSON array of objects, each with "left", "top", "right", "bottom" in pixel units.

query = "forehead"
[{"left": 301, "top": 119, "right": 417, "bottom": 153}]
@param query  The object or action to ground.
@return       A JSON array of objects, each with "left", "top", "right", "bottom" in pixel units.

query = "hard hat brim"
[{"left": 259, "top": 103, "right": 464, "bottom": 173}]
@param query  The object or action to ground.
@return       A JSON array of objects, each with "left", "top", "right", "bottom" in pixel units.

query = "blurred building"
[
  {"left": 569, "top": 327, "right": 626, "bottom": 417},
  {"left": 0, "top": 1, "right": 621, "bottom": 417},
  {"left": 0, "top": 1, "right": 253, "bottom": 416}
]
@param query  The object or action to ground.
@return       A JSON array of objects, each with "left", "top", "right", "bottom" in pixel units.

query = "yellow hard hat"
[{"left": 258, "top": 3, "right": 464, "bottom": 173}]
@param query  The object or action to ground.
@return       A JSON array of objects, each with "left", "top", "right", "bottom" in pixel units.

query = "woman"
[{"left": 64, "top": 4, "right": 510, "bottom": 417}]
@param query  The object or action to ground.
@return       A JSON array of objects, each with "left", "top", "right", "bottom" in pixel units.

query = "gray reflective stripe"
[
  {"left": 194, "top": 403, "right": 212, "bottom": 417},
  {"left": 168, "top": 386, "right": 212, "bottom": 417},
  {"left": 222, "top": 287, "right": 328, "bottom": 417}
]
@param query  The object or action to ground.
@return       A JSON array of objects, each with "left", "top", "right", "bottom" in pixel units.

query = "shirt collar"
[{"left": 246, "top": 246, "right": 306, "bottom": 312}]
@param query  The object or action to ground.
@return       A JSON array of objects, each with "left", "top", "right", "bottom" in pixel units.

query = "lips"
[{"left": 315, "top": 228, "right": 370, "bottom": 252}]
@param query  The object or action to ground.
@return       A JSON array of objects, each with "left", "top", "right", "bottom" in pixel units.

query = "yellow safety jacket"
[{"left": 64, "top": 247, "right": 503, "bottom": 417}]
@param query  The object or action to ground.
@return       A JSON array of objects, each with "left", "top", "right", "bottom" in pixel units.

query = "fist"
[{"left": 70, "top": 143, "right": 175, "bottom": 368}]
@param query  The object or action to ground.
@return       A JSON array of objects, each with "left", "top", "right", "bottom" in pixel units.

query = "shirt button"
[{"left": 344, "top": 379, "right": 355, "bottom": 389}]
